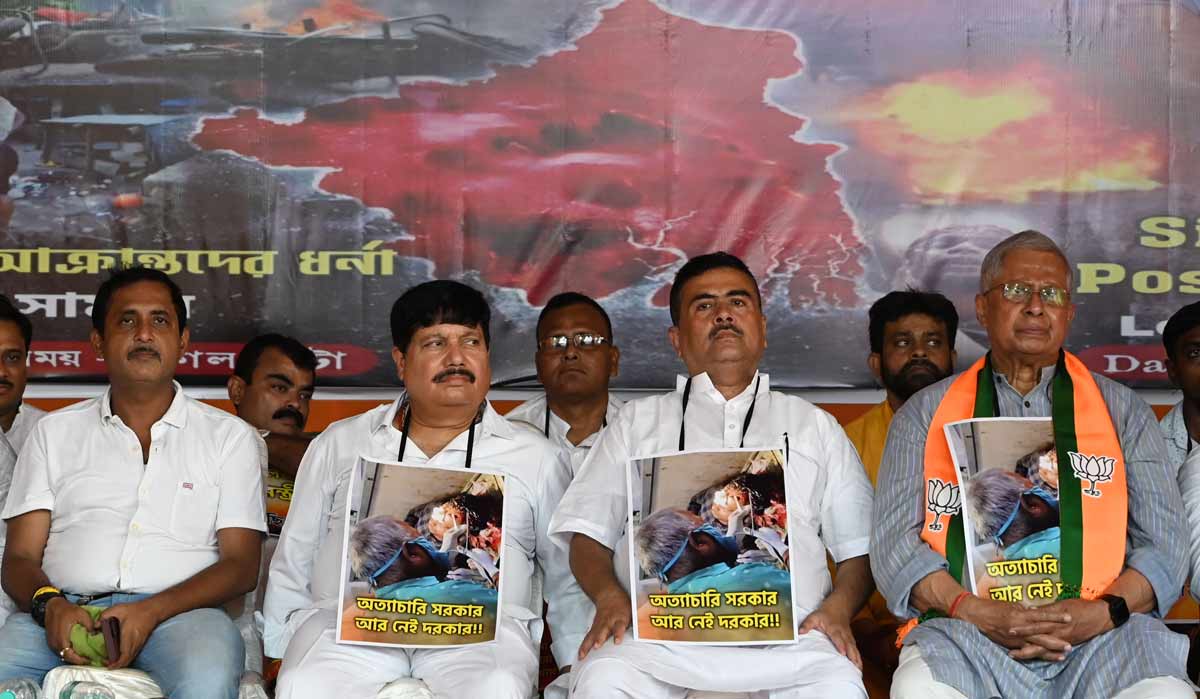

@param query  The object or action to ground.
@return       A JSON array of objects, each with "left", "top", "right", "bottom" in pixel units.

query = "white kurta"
[
  {"left": 549, "top": 372, "right": 873, "bottom": 695},
  {"left": 505, "top": 393, "right": 624, "bottom": 668},
  {"left": 4, "top": 402, "right": 46, "bottom": 454},
  {"left": 264, "top": 397, "right": 575, "bottom": 698}
]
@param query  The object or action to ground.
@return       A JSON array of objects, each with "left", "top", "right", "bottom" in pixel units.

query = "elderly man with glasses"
[{"left": 872, "top": 230, "right": 1191, "bottom": 699}]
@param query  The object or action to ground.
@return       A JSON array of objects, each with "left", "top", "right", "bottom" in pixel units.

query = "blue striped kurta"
[{"left": 870, "top": 363, "right": 1189, "bottom": 698}]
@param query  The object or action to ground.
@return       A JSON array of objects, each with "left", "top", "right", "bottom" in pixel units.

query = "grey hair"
[
  {"left": 978, "top": 230, "right": 1072, "bottom": 292},
  {"left": 349, "top": 516, "right": 419, "bottom": 581},
  {"left": 964, "top": 470, "right": 1024, "bottom": 542},
  {"left": 636, "top": 508, "right": 698, "bottom": 579}
]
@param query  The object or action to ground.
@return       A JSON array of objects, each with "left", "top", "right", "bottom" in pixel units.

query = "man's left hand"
[
  {"left": 99, "top": 600, "right": 164, "bottom": 669},
  {"left": 799, "top": 607, "right": 861, "bottom": 669},
  {"left": 1006, "top": 598, "right": 1112, "bottom": 661}
]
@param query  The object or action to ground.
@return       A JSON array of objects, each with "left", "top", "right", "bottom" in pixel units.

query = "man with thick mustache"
[
  {"left": 551, "top": 252, "right": 875, "bottom": 698},
  {"left": 0, "top": 267, "right": 266, "bottom": 699},
  {"left": 228, "top": 333, "right": 318, "bottom": 480},
  {"left": 265, "top": 280, "right": 580, "bottom": 698},
  {"left": 0, "top": 295, "right": 46, "bottom": 627},
  {"left": 843, "top": 290, "right": 957, "bottom": 686},
  {"left": 873, "top": 231, "right": 1191, "bottom": 698},
  {"left": 0, "top": 295, "right": 45, "bottom": 455}
]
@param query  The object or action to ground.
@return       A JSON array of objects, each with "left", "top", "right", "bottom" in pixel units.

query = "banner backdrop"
[{"left": 1, "top": 0, "right": 1197, "bottom": 387}]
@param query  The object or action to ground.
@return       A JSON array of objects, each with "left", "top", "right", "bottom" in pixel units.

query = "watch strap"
[{"left": 1100, "top": 593, "right": 1130, "bottom": 629}]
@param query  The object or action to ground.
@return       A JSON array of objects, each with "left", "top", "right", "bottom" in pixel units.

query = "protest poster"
[
  {"left": 336, "top": 458, "right": 505, "bottom": 648},
  {"left": 945, "top": 418, "right": 1062, "bottom": 607},
  {"left": 626, "top": 447, "right": 794, "bottom": 644}
]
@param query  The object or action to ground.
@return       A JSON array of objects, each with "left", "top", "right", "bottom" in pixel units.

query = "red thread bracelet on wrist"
[{"left": 948, "top": 591, "right": 971, "bottom": 618}]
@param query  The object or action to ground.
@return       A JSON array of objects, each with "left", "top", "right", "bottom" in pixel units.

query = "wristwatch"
[
  {"left": 31, "top": 586, "right": 66, "bottom": 627},
  {"left": 1100, "top": 594, "right": 1130, "bottom": 629}
]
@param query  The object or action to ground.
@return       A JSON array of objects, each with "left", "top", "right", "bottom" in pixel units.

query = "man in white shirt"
[
  {"left": 551, "top": 252, "right": 875, "bottom": 698},
  {"left": 265, "top": 280, "right": 578, "bottom": 699},
  {"left": 0, "top": 294, "right": 45, "bottom": 454},
  {"left": 0, "top": 295, "right": 45, "bottom": 627},
  {"left": 506, "top": 292, "right": 623, "bottom": 684},
  {"left": 1163, "top": 301, "right": 1200, "bottom": 475},
  {"left": 507, "top": 291, "right": 623, "bottom": 472},
  {"left": 0, "top": 267, "right": 267, "bottom": 699}
]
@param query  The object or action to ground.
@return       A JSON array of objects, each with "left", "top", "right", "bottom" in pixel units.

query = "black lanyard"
[
  {"left": 397, "top": 402, "right": 477, "bottom": 469},
  {"left": 544, "top": 407, "right": 606, "bottom": 439},
  {"left": 677, "top": 375, "right": 761, "bottom": 451}
]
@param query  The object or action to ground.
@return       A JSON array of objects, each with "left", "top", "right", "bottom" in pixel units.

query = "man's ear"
[
  {"left": 178, "top": 326, "right": 190, "bottom": 355},
  {"left": 1166, "top": 356, "right": 1180, "bottom": 387},
  {"left": 89, "top": 328, "right": 104, "bottom": 359},
  {"left": 609, "top": 345, "right": 620, "bottom": 379},
  {"left": 1020, "top": 493, "right": 1052, "bottom": 518},
  {"left": 667, "top": 325, "right": 681, "bottom": 358},
  {"left": 867, "top": 353, "right": 883, "bottom": 383},
  {"left": 227, "top": 375, "right": 246, "bottom": 406},
  {"left": 392, "top": 346, "right": 406, "bottom": 384}
]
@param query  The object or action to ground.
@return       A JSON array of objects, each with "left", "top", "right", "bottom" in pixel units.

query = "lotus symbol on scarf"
[
  {"left": 926, "top": 478, "right": 961, "bottom": 532},
  {"left": 1069, "top": 452, "right": 1115, "bottom": 497}
]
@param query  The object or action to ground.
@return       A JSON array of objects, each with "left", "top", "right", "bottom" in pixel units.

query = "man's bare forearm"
[
  {"left": 1104, "top": 568, "right": 1156, "bottom": 615},
  {"left": 825, "top": 555, "right": 874, "bottom": 618},
  {"left": 569, "top": 533, "right": 624, "bottom": 604},
  {"left": 140, "top": 530, "right": 262, "bottom": 623},
  {"left": 2, "top": 553, "right": 52, "bottom": 612},
  {"left": 909, "top": 570, "right": 969, "bottom": 615}
]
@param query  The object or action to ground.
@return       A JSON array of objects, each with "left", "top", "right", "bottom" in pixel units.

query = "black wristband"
[
  {"left": 31, "top": 590, "right": 65, "bottom": 627},
  {"left": 1100, "top": 594, "right": 1130, "bottom": 629}
]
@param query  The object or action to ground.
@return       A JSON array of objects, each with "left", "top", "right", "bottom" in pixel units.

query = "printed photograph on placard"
[
  {"left": 335, "top": 458, "right": 505, "bottom": 648},
  {"left": 626, "top": 448, "right": 794, "bottom": 644},
  {"left": 946, "top": 418, "right": 1061, "bottom": 607}
]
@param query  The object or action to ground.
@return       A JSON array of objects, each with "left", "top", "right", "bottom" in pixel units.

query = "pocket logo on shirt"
[{"left": 182, "top": 482, "right": 194, "bottom": 490}]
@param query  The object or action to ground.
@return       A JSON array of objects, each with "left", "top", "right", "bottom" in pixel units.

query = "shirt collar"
[
  {"left": 371, "top": 393, "right": 515, "bottom": 442},
  {"left": 1164, "top": 401, "right": 1189, "bottom": 450},
  {"left": 993, "top": 362, "right": 1057, "bottom": 399},
  {"left": 99, "top": 381, "right": 189, "bottom": 428},
  {"left": 674, "top": 371, "right": 769, "bottom": 404}
]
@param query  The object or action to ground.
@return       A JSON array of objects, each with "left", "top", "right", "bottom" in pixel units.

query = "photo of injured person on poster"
[
  {"left": 945, "top": 418, "right": 1061, "bottom": 607},
  {"left": 626, "top": 448, "right": 794, "bottom": 645},
  {"left": 336, "top": 458, "right": 505, "bottom": 648}
]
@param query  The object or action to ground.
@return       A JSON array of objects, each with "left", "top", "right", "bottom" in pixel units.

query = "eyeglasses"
[
  {"left": 538, "top": 333, "right": 609, "bottom": 351},
  {"left": 984, "top": 281, "right": 1071, "bottom": 308}
]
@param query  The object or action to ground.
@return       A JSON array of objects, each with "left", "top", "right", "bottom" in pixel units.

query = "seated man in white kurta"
[
  {"left": 550, "top": 252, "right": 875, "bottom": 699},
  {"left": 264, "top": 280, "right": 579, "bottom": 699}
]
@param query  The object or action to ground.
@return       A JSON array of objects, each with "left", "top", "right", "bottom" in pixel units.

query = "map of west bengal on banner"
[{"left": 2, "top": 0, "right": 1197, "bottom": 387}]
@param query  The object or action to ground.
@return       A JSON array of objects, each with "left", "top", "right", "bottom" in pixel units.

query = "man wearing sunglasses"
[
  {"left": 873, "top": 230, "right": 1190, "bottom": 699},
  {"left": 551, "top": 252, "right": 874, "bottom": 699}
]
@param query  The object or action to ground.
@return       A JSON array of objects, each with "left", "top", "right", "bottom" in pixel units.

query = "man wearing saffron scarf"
[{"left": 872, "top": 230, "right": 1191, "bottom": 699}]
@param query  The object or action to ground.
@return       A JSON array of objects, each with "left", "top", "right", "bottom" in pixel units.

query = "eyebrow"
[
  {"left": 689, "top": 289, "right": 754, "bottom": 304},
  {"left": 265, "top": 373, "right": 295, "bottom": 387}
]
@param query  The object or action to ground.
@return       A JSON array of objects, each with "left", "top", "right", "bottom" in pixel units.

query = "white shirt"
[
  {"left": 505, "top": 394, "right": 624, "bottom": 475},
  {"left": 2, "top": 383, "right": 267, "bottom": 596},
  {"left": 262, "top": 397, "right": 579, "bottom": 661},
  {"left": 4, "top": 402, "right": 46, "bottom": 455},
  {"left": 550, "top": 372, "right": 874, "bottom": 620}
]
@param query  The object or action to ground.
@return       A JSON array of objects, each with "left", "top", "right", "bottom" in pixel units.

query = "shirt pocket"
[{"left": 168, "top": 481, "right": 220, "bottom": 545}]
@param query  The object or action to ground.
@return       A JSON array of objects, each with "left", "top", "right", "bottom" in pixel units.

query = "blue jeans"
[{"left": 0, "top": 593, "right": 243, "bottom": 699}]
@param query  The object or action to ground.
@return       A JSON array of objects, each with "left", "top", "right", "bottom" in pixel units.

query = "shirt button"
[
  {"left": 1024, "top": 401, "right": 1032, "bottom": 408},
  {"left": 728, "top": 423, "right": 737, "bottom": 430},
  {"left": 130, "top": 523, "right": 140, "bottom": 533}
]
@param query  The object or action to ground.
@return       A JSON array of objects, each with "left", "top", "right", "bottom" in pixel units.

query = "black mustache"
[
  {"left": 709, "top": 324, "right": 743, "bottom": 339},
  {"left": 433, "top": 367, "right": 476, "bottom": 383},
  {"left": 272, "top": 407, "right": 304, "bottom": 425},
  {"left": 127, "top": 347, "right": 160, "bottom": 360},
  {"left": 900, "top": 358, "right": 941, "bottom": 375}
]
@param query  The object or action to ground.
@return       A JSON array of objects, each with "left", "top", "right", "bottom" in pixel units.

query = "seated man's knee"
[
  {"left": 889, "top": 646, "right": 965, "bottom": 699},
  {"left": 458, "top": 667, "right": 530, "bottom": 699},
  {"left": 570, "top": 657, "right": 637, "bottom": 699},
  {"left": 151, "top": 611, "right": 243, "bottom": 699}
]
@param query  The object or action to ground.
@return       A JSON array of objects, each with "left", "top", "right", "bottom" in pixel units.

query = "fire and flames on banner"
[
  {"left": 2, "top": 1, "right": 1198, "bottom": 387},
  {"left": 627, "top": 448, "right": 795, "bottom": 645},
  {"left": 337, "top": 458, "right": 505, "bottom": 648}
]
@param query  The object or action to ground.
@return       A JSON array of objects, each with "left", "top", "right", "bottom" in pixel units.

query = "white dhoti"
[
  {"left": 568, "top": 630, "right": 865, "bottom": 699},
  {"left": 274, "top": 610, "right": 537, "bottom": 699},
  {"left": 890, "top": 645, "right": 1195, "bottom": 699}
]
